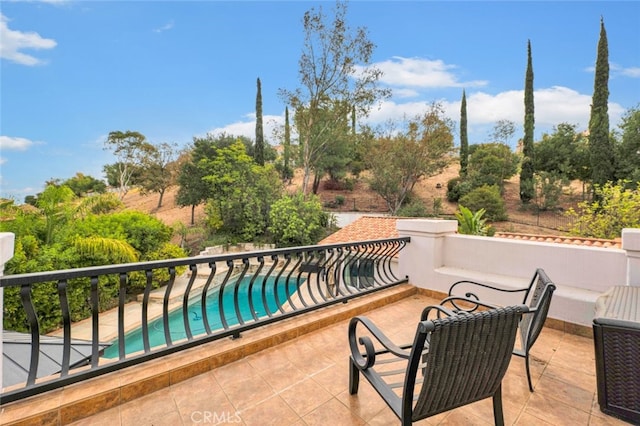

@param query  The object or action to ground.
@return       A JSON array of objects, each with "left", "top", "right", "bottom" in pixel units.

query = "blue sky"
[{"left": 1, "top": 1, "right": 639, "bottom": 202}]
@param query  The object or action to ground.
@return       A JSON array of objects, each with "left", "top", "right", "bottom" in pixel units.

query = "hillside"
[{"left": 122, "top": 164, "right": 581, "bottom": 236}]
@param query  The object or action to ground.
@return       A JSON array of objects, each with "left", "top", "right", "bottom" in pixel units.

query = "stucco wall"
[{"left": 397, "top": 219, "right": 636, "bottom": 327}]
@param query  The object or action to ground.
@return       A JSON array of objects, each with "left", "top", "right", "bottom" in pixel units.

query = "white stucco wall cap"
[
  {"left": 0, "top": 232, "right": 15, "bottom": 266},
  {"left": 622, "top": 228, "right": 640, "bottom": 251},
  {"left": 397, "top": 219, "right": 458, "bottom": 235}
]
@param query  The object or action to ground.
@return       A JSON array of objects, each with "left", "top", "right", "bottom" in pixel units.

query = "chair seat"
[{"left": 348, "top": 304, "right": 529, "bottom": 425}]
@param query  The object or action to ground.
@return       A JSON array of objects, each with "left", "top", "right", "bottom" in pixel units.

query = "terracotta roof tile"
[
  {"left": 320, "top": 216, "right": 399, "bottom": 244},
  {"left": 320, "top": 217, "right": 623, "bottom": 249},
  {"left": 493, "top": 232, "right": 621, "bottom": 249}
]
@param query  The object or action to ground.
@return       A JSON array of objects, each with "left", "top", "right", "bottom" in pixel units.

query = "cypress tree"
[
  {"left": 520, "top": 40, "right": 535, "bottom": 203},
  {"left": 284, "top": 106, "right": 291, "bottom": 175},
  {"left": 255, "top": 77, "right": 265, "bottom": 166},
  {"left": 459, "top": 90, "right": 469, "bottom": 176},
  {"left": 589, "top": 17, "right": 614, "bottom": 188},
  {"left": 351, "top": 104, "right": 356, "bottom": 136}
]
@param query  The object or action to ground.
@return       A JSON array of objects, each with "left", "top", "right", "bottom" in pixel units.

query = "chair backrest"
[
  {"left": 520, "top": 268, "right": 556, "bottom": 351},
  {"left": 406, "top": 305, "right": 528, "bottom": 422}
]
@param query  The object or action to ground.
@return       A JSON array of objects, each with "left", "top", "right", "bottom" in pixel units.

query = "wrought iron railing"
[{"left": 0, "top": 237, "right": 409, "bottom": 404}]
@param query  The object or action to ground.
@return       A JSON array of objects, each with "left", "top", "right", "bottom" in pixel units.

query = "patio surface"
[{"left": 62, "top": 292, "right": 628, "bottom": 426}]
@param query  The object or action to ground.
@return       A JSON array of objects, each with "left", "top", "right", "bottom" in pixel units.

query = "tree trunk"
[
  {"left": 190, "top": 205, "right": 195, "bottom": 225},
  {"left": 312, "top": 172, "right": 322, "bottom": 194},
  {"left": 157, "top": 189, "right": 165, "bottom": 209},
  {"left": 302, "top": 165, "right": 311, "bottom": 195}
]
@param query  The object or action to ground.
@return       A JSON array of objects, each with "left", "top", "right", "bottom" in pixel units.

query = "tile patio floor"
[{"left": 62, "top": 292, "right": 629, "bottom": 426}]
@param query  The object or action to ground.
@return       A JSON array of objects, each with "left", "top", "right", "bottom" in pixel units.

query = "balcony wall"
[{"left": 397, "top": 219, "right": 640, "bottom": 327}]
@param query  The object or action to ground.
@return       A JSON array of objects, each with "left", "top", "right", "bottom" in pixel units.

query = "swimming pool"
[{"left": 103, "top": 275, "right": 300, "bottom": 358}]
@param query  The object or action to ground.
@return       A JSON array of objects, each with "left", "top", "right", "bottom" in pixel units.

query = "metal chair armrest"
[
  {"left": 348, "top": 316, "right": 411, "bottom": 370},
  {"left": 420, "top": 304, "right": 457, "bottom": 320},
  {"left": 439, "top": 295, "right": 500, "bottom": 313},
  {"left": 448, "top": 280, "right": 530, "bottom": 304}
]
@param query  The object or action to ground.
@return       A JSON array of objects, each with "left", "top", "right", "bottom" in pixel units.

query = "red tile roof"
[
  {"left": 493, "top": 232, "right": 622, "bottom": 249},
  {"left": 320, "top": 216, "right": 622, "bottom": 249},
  {"left": 320, "top": 216, "right": 399, "bottom": 244}
]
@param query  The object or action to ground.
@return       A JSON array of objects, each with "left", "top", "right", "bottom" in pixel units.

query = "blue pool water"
[{"left": 103, "top": 275, "right": 300, "bottom": 358}]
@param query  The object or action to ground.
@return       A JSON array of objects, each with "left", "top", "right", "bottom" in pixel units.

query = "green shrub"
[
  {"left": 458, "top": 185, "right": 507, "bottom": 221},
  {"left": 566, "top": 181, "right": 640, "bottom": 239},
  {"left": 455, "top": 205, "right": 492, "bottom": 236},
  {"left": 269, "top": 193, "right": 328, "bottom": 247},
  {"left": 446, "top": 177, "right": 472, "bottom": 202},
  {"left": 397, "top": 199, "right": 429, "bottom": 217},
  {"left": 534, "top": 172, "right": 565, "bottom": 211}
]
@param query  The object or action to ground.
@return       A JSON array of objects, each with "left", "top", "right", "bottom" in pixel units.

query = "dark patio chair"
[
  {"left": 348, "top": 304, "right": 529, "bottom": 426},
  {"left": 442, "top": 268, "right": 556, "bottom": 392}
]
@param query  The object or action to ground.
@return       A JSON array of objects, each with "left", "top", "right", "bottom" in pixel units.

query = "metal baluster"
[
  {"left": 117, "top": 273, "right": 127, "bottom": 359},
  {"left": 182, "top": 264, "right": 198, "bottom": 340},
  {"left": 57, "top": 279, "right": 71, "bottom": 376},
  {"left": 162, "top": 267, "right": 176, "bottom": 347},
  {"left": 201, "top": 262, "right": 217, "bottom": 335},
  {"left": 90, "top": 276, "right": 100, "bottom": 367},
  {"left": 141, "top": 270, "right": 153, "bottom": 353},
  {"left": 20, "top": 284, "right": 40, "bottom": 386}
]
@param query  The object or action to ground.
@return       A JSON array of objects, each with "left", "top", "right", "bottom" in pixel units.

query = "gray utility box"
[{"left": 593, "top": 286, "right": 640, "bottom": 424}]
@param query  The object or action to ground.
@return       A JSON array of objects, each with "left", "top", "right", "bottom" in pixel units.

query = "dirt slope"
[{"left": 122, "top": 165, "right": 579, "bottom": 236}]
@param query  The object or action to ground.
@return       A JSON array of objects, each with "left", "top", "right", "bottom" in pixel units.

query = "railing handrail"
[{"left": 0, "top": 237, "right": 409, "bottom": 286}]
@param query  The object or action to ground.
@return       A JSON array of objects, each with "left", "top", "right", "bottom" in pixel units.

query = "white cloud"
[
  {"left": 0, "top": 135, "right": 35, "bottom": 150},
  {"left": 367, "top": 56, "right": 488, "bottom": 91},
  {"left": 154, "top": 21, "right": 174, "bottom": 33},
  {"left": 0, "top": 157, "right": 6, "bottom": 165},
  {"left": 613, "top": 64, "right": 640, "bottom": 78},
  {"left": 362, "top": 85, "right": 626, "bottom": 143},
  {"left": 0, "top": 14, "right": 57, "bottom": 65},
  {"left": 206, "top": 114, "right": 285, "bottom": 144},
  {"left": 585, "top": 63, "right": 640, "bottom": 79}
]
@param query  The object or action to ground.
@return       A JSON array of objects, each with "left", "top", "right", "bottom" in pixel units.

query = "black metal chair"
[
  {"left": 348, "top": 304, "right": 529, "bottom": 425},
  {"left": 442, "top": 268, "right": 556, "bottom": 392}
]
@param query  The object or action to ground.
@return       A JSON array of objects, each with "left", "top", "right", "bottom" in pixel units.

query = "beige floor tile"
[
  {"left": 542, "top": 362, "right": 597, "bottom": 392},
  {"left": 119, "top": 390, "right": 179, "bottom": 425},
  {"left": 23, "top": 293, "right": 633, "bottom": 426},
  {"left": 335, "top": 380, "right": 389, "bottom": 422},
  {"left": 258, "top": 360, "right": 308, "bottom": 393},
  {"left": 534, "top": 374, "right": 595, "bottom": 413},
  {"left": 514, "top": 411, "right": 556, "bottom": 425},
  {"left": 238, "top": 394, "right": 299, "bottom": 426},
  {"left": 588, "top": 413, "right": 633, "bottom": 426},
  {"left": 279, "top": 376, "right": 333, "bottom": 416},
  {"left": 245, "top": 345, "right": 294, "bottom": 372},
  {"left": 219, "top": 372, "right": 276, "bottom": 411},
  {"left": 303, "top": 398, "right": 366, "bottom": 426},
  {"left": 523, "top": 391, "right": 590, "bottom": 425},
  {"left": 310, "top": 362, "right": 350, "bottom": 396},
  {"left": 170, "top": 372, "right": 236, "bottom": 423}
]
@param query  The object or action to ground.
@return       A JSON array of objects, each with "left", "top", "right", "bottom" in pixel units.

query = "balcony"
[{"left": 1, "top": 219, "right": 639, "bottom": 425}]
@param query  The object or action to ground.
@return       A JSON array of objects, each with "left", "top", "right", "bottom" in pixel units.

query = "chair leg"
[
  {"left": 524, "top": 353, "right": 534, "bottom": 392},
  {"left": 492, "top": 384, "right": 505, "bottom": 426},
  {"left": 349, "top": 357, "right": 360, "bottom": 394}
]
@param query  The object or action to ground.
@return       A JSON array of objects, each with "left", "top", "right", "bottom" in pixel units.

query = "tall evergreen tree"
[
  {"left": 589, "top": 17, "right": 614, "bottom": 188},
  {"left": 459, "top": 90, "right": 469, "bottom": 176},
  {"left": 255, "top": 77, "right": 265, "bottom": 166},
  {"left": 520, "top": 40, "right": 535, "bottom": 203},
  {"left": 284, "top": 106, "right": 292, "bottom": 179}
]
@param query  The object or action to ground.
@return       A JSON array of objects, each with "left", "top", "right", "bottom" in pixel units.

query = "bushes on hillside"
[{"left": 458, "top": 185, "right": 507, "bottom": 222}]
